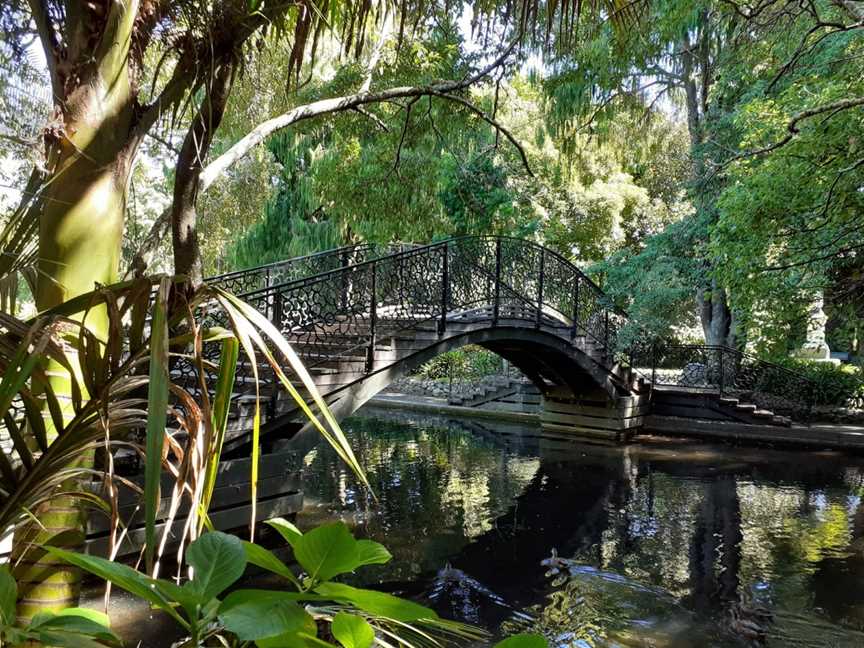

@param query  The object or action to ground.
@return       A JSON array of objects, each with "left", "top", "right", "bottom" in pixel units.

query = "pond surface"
[{"left": 294, "top": 407, "right": 864, "bottom": 647}]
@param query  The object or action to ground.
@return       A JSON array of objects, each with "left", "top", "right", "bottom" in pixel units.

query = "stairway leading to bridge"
[{"left": 194, "top": 236, "right": 815, "bottom": 448}]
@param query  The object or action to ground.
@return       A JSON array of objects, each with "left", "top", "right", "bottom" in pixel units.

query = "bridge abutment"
[{"left": 540, "top": 387, "right": 646, "bottom": 443}]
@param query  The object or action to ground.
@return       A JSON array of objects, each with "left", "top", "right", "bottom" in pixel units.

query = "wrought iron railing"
[
  {"left": 186, "top": 237, "right": 628, "bottom": 408},
  {"left": 230, "top": 236, "right": 624, "bottom": 363},
  {"left": 192, "top": 236, "right": 816, "bottom": 424},
  {"left": 634, "top": 343, "right": 815, "bottom": 422},
  {"left": 207, "top": 242, "right": 417, "bottom": 295}
]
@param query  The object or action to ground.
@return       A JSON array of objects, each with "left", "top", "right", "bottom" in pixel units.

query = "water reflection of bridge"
[{"left": 358, "top": 411, "right": 864, "bottom": 644}]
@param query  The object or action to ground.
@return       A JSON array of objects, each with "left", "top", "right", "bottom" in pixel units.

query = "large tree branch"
[
  {"left": 716, "top": 95, "right": 864, "bottom": 168},
  {"left": 171, "top": 57, "right": 236, "bottom": 286},
  {"left": 127, "top": 41, "right": 521, "bottom": 276},
  {"left": 131, "top": 0, "right": 290, "bottom": 144},
  {"left": 427, "top": 90, "right": 532, "bottom": 175},
  {"left": 198, "top": 39, "right": 519, "bottom": 188}
]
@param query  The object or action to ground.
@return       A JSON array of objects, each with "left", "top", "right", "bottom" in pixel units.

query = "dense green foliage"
[
  {"left": 417, "top": 345, "right": 504, "bottom": 382},
  {"left": 212, "top": 0, "right": 864, "bottom": 357},
  {"left": 528, "top": 0, "right": 864, "bottom": 353},
  {"left": 226, "top": 134, "right": 342, "bottom": 269},
  {"left": 770, "top": 359, "right": 864, "bottom": 408}
]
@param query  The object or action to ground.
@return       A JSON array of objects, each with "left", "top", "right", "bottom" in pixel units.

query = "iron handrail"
[
  {"left": 649, "top": 344, "right": 817, "bottom": 385},
  {"left": 233, "top": 236, "right": 621, "bottom": 353},
  {"left": 206, "top": 242, "right": 419, "bottom": 293},
  {"left": 207, "top": 243, "right": 368, "bottom": 283},
  {"left": 234, "top": 235, "right": 619, "bottom": 312},
  {"left": 646, "top": 342, "right": 816, "bottom": 422}
]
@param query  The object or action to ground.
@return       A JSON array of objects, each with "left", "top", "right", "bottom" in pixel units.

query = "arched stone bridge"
[{"left": 204, "top": 237, "right": 814, "bottom": 447}]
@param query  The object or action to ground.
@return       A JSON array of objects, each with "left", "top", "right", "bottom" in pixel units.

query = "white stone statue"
[{"left": 798, "top": 292, "right": 839, "bottom": 364}]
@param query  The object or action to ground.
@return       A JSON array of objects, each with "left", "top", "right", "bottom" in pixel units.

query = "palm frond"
[{"left": 1, "top": 276, "right": 370, "bottom": 577}]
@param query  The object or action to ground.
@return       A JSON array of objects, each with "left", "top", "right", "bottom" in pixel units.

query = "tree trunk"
[
  {"left": 13, "top": 1, "right": 137, "bottom": 621},
  {"left": 681, "top": 30, "right": 705, "bottom": 179},
  {"left": 688, "top": 476, "right": 742, "bottom": 611},
  {"left": 683, "top": 16, "right": 738, "bottom": 349},
  {"left": 698, "top": 281, "right": 736, "bottom": 347},
  {"left": 171, "top": 59, "right": 236, "bottom": 285}
]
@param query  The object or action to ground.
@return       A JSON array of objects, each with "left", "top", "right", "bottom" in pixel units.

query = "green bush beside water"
[
  {"left": 417, "top": 346, "right": 503, "bottom": 382},
  {"left": 771, "top": 358, "right": 864, "bottom": 408}
]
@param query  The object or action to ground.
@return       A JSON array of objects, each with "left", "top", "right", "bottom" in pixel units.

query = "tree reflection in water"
[{"left": 295, "top": 409, "right": 864, "bottom": 647}]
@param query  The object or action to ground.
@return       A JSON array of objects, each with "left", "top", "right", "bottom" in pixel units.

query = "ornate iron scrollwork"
[{"left": 189, "top": 235, "right": 816, "bottom": 425}]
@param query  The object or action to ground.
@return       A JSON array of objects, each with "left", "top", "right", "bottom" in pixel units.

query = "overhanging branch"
[
  {"left": 714, "top": 95, "right": 864, "bottom": 169},
  {"left": 128, "top": 41, "right": 524, "bottom": 276}
]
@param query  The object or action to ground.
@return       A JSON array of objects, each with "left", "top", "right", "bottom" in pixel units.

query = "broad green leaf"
[
  {"left": 293, "top": 522, "right": 357, "bottom": 583},
  {"left": 42, "top": 547, "right": 188, "bottom": 629},
  {"left": 34, "top": 630, "right": 117, "bottom": 648},
  {"left": 151, "top": 579, "right": 205, "bottom": 618},
  {"left": 187, "top": 532, "right": 247, "bottom": 600},
  {"left": 494, "top": 634, "right": 549, "bottom": 648},
  {"left": 29, "top": 609, "right": 119, "bottom": 644},
  {"left": 242, "top": 541, "right": 302, "bottom": 589},
  {"left": 314, "top": 582, "right": 437, "bottom": 622},
  {"left": 218, "top": 589, "right": 313, "bottom": 640},
  {"left": 286, "top": 520, "right": 392, "bottom": 581},
  {"left": 0, "top": 565, "right": 16, "bottom": 625},
  {"left": 354, "top": 539, "right": 392, "bottom": 567},
  {"left": 291, "top": 522, "right": 392, "bottom": 583},
  {"left": 256, "top": 634, "right": 328, "bottom": 648},
  {"left": 144, "top": 278, "right": 171, "bottom": 573},
  {"left": 266, "top": 517, "right": 303, "bottom": 546},
  {"left": 331, "top": 612, "right": 374, "bottom": 648}
]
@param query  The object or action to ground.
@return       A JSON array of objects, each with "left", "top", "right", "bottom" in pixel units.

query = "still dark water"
[{"left": 295, "top": 407, "right": 864, "bottom": 647}]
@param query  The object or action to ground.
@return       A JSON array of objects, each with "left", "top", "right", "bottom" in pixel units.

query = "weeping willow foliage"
[{"left": 226, "top": 133, "right": 343, "bottom": 270}]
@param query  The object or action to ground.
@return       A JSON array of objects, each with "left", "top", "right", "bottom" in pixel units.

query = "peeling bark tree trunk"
[{"left": 171, "top": 59, "right": 236, "bottom": 286}]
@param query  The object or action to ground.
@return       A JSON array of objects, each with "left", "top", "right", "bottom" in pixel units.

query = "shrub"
[
  {"left": 770, "top": 357, "right": 864, "bottom": 408},
  {"left": 45, "top": 521, "right": 545, "bottom": 647},
  {"left": 417, "top": 346, "right": 502, "bottom": 382}
]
